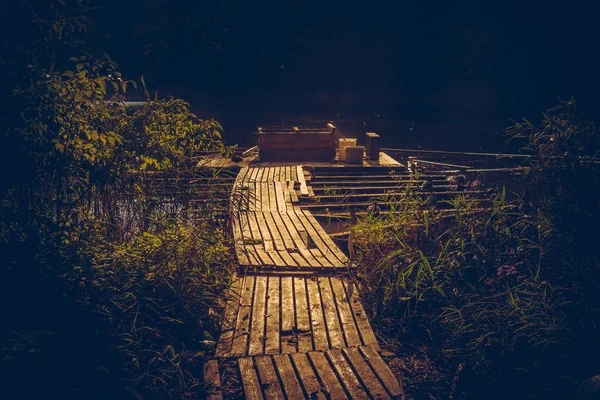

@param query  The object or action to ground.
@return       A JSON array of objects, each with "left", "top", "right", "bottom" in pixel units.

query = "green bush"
[
  {"left": 68, "top": 216, "right": 232, "bottom": 399},
  {"left": 353, "top": 101, "right": 600, "bottom": 398}
]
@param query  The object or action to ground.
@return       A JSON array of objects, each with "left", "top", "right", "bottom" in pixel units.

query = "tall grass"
[{"left": 353, "top": 99, "right": 600, "bottom": 398}]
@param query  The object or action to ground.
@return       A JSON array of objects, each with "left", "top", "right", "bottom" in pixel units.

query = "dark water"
[{"left": 153, "top": 88, "right": 524, "bottom": 154}]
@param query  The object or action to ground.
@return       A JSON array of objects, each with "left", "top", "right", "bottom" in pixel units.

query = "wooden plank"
[
  {"left": 244, "top": 167, "right": 253, "bottom": 182},
  {"left": 330, "top": 278, "right": 362, "bottom": 348},
  {"left": 216, "top": 275, "right": 243, "bottom": 357},
  {"left": 231, "top": 276, "right": 256, "bottom": 357},
  {"left": 301, "top": 209, "right": 349, "bottom": 265},
  {"left": 238, "top": 357, "right": 264, "bottom": 400},
  {"left": 287, "top": 208, "right": 330, "bottom": 267},
  {"left": 262, "top": 213, "right": 293, "bottom": 265},
  {"left": 269, "top": 211, "right": 297, "bottom": 252},
  {"left": 319, "top": 277, "right": 345, "bottom": 349},
  {"left": 245, "top": 182, "right": 254, "bottom": 212},
  {"left": 343, "top": 280, "right": 380, "bottom": 350},
  {"left": 273, "top": 355, "right": 305, "bottom": 400},
  {"left": 291, "top": 165, "right": 298, "bottom": 182},
  {"left": 268, "top": 182, "right": 278, "bottom": 212},
  {"left": 237, "top": 166, "right": 250, "bottom": 183},
  {"left": 238, "top": 213, "right": 261, "bottom": 266},
  {"left": 283, "top": 182, "right": 291, "bottom": 204},
  {"left": 280, "top": 277, "right": 297, "bottom": 353},
  {"left": 242, "top": 145, "right": 259, "bottom": 157},
  {"left": 308, "top": 351, "right": 348, "bottom": 400},
  {"left": 253, "top": 212, "right": 285, "bottom": 266},
  {"left": 289, "top": 209, "right": 336, "bottom": 267},
  {"left": 255, "top": 356, "right": 285, "bottom": 399},
  {"left": 265, "top": 277, "right": 281, "bottom": 355},
  {"left": 359, "top": 346, "right": 404, "bottom": 399},
  {"left": 309, "top": 249, "right": 330, "bottom": 268},
  {"left": 289, "top": 251, "right": 309, "bottom": 268},
  {"left": 260, "top": 182, "right": 269, "bottom": 212},
  {"left": 256, "top": 211, "right": 278, "bottom": 249},
  {"left": 232, "top": 216, "right": 250, "bottom": 266},
  {"left": 203, "top": 359, "right": 223, "bottom": 400},
  {"left": 248, "top": 276, "right": 268, "bottom": 356},
  {"left": 300, "top": 209, "right": 347, "bottom": 265},
  {"left": 326, "top": 349, "right": 369, "bottom": 399},
  {"left": 266, "top": 213, "right": 308, "bottom": 267},
  {"left": 251, "top": 167, "right": 261, "bottom": 183},
  {"left": 278, "top": 166, "right": 285, "bottom": 182},
  {"left": 279, "top": 213, "right": 322, "bottom": 268},
  {"left": 290, "top": 353, "right": 326, "bottom": 400},
  {"left": 249, "top": 167, "right": 260, "bottom": 182},
  {"left": 289, "top": 181, "right": 299, "bottom": 204},
  {"left": 306, "top": 278, "right": 328, "bottom": 350},
  {"left": 285, "top": 166, "right": 291, "bottom": 182},
  {"left": 235, "top": 184, "right": 251, "bottom": 213},
  {"left": 342, "top": 347, "right": 390, "bottom": 400},
  {"left": 293, "top": 277, "right": 313, "bottom": 352},
  {"left": 245, "top": 213, "right": 275, "bottom": 266},
  {"left": 257, "top": 167, "right": 267, "bottom": 182},
  {"left": 297, "top": 165, "right": 309, "bottom": 197},
  {"left": 268, "top": 166, "right": 276, "bottom": 182},
  {"left": 378, "top": 151, "right": 402, "bottom": 167},
  {"left": 275, "top": 182, "right": 287, "bottom": 213}
]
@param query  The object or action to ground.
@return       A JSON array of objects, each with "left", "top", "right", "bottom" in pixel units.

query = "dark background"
[{"left": 89, "top": 0, "right": 600, "bottom": 150}]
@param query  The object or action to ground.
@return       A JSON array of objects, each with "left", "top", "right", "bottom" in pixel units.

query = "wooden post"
[{"left": 365, "top": 132, "right": 380, "bottom": 161}]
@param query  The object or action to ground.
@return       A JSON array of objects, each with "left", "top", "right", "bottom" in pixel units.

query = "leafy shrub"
[
  {"left": 354, "top": 101, "right": 600, "bottom": 398},
  {"left": 68, "top": 216, "right": 232, "bottom": 399}
]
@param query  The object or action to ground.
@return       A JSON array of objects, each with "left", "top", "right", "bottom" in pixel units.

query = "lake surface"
[{"left": 143, "top": 88, "right": 530, "bottom": 154}]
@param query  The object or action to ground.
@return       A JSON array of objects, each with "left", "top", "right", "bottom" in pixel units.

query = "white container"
[
  {"left": 338, "top": 138, "right": 357, "bottom": 161},
  {"left": 345, "top": 146, "right": 364, "bottom": 164}
]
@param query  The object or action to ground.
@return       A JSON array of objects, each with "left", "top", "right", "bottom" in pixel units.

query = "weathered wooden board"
[
  {"left": 215, "top": 275, "right": 243, "bottom": 357},
  {"left": 230, "top": 275, "right": 255, "bottom": 357},
  {"left": 238, "top": 347, "right": 403, "bottom": 400},
  {"left": 238, "top": 357, "right": 263, "bottom": 400},
  {"left": 343, "top": 279, "right": 380, "bottom": 351},
  {"left": 217, "top": 277, "right": 380, "bottom": 358},
  {"left": 225, "top": 165, "right": 404, "bottom": 400},
  {"left": 203, "top": 360, "right": 223, "bottom": 400},
  {"left": 248, "top": 276, "right": 267, "bottom": 356}
]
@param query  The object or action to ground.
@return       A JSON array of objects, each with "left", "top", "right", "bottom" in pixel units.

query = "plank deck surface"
[
  {"left": 235, "top": 347, "right": 400, "bottom": 400},
  {"left": 217, "top": 276, "right": 378, "bottom": 357},
  {"left": 215, "top": 165, "right": 403, "bottom": 399},
  {"left": 231, "top": 166, "right": 349, "bottom": 271}
]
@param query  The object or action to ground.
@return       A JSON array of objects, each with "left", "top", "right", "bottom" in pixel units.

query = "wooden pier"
[{"left": 208, "top": 164, "right": 405, "bottom": 399}]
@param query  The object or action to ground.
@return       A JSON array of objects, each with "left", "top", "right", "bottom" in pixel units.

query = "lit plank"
[
  {"left": 319, "top": 277, "right": 345, "bottom": 349},
  {"left": 248, "top": 276, "right": 267, "bottom": 356},
  {"left": 231, "top": 276, "right": 255, "bottom": 357},
  {"left": 216, "top": 275, "right": 243, "bottom": 357},
  {"left": 293, "top": 277, "right": 313, "bottom": 353},
  {"left": 265, "top": 277, "right": 281, "bottom": 355},
  {"left": 273, "top": 355, "right": 304, "bottom": 400},
  {"left": 238, "top": 357, "right": 263, "bottom": 400}
]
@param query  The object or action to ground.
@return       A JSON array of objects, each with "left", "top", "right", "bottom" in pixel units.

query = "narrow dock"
[{"left": 210, "top": 165, "right": 404, "bottom": 399}]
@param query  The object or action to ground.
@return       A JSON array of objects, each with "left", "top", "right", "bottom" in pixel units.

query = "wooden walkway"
[
  {"left": 208, "top": 166, "right": 404, "bottom": 399},
  {"left": 231, "top": 165, "right": 349, "bottom": 271}
]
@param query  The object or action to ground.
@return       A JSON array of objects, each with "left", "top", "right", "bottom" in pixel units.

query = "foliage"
[
  {"left": 0, "top": 2, "right": 232, "bottom": 398},
  {"left": 69, "top": 216, "right": 232, "bottom": 398},
  {"left": 353, "top": 101, "right": 600, "bottom": 398}
]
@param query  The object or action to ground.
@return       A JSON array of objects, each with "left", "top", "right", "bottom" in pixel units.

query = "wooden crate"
[{"left": 257, "top": 127, "right": 337, "bottom": 162}]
